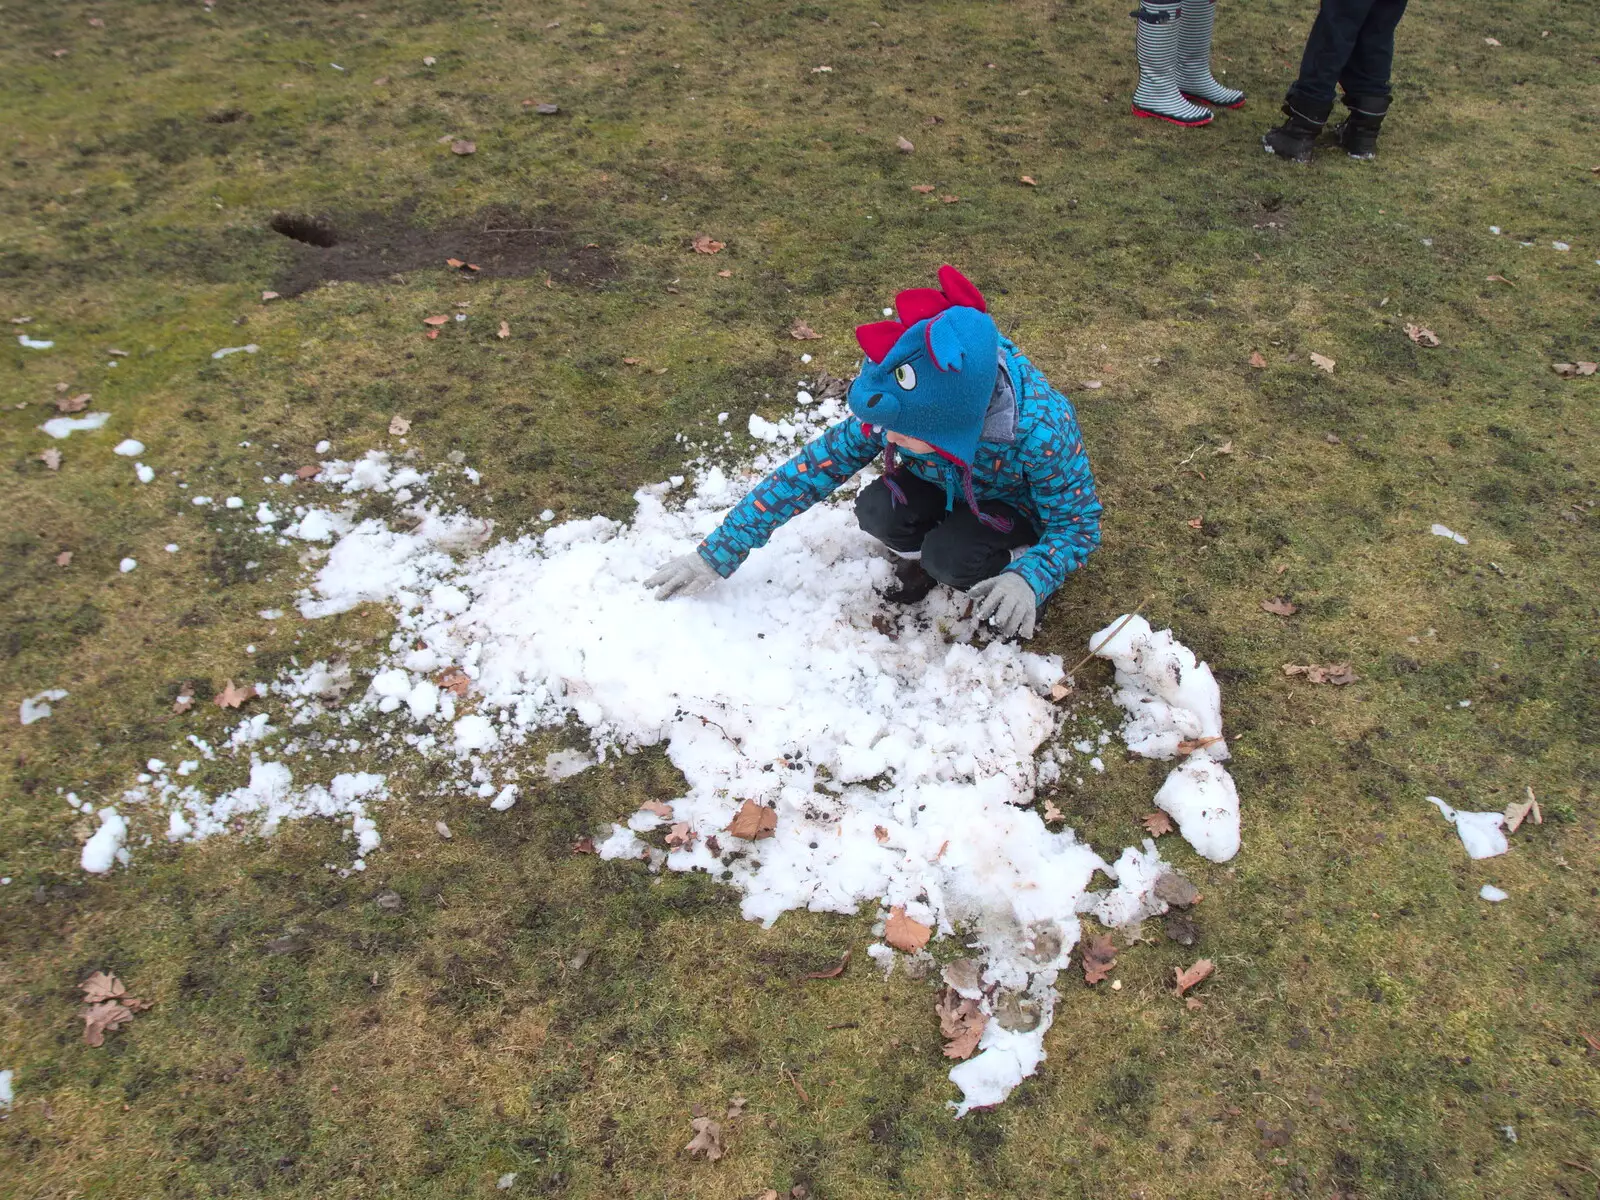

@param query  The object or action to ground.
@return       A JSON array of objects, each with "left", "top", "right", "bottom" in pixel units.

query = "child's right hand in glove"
[{"left": 645, "top": 552, "right": 720, "bottom": 599}]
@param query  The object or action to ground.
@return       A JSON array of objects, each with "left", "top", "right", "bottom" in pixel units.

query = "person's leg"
[
  {"left": 854, "top": 473, "right": 948, "bottom": 556},
  {"left": 1331, "top": 0, "right": 1409, "bottom": 158},
  {"left": 1263, "top": 0, "right": 1375, "bottom": 162},
  {"left": 1131, "top": 2, "right": 1214, "bottom": 127},
  {"left": 918, "top": 503, "right": 1038, "bottom": 592},
  {"left": 1177, "top": 0, "right": 1245, "bottom": 110}
]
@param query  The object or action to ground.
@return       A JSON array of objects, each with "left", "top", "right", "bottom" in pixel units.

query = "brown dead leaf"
[
  {"left": 1185, "top": 996, "right": 1203, "bottom": 1010},
  {"left": 1019, "top": 175, "right": 1037, "bottom": 186},
  {"left": 497, "top": 321, "right": 510, "bottom": 339},
  {"left": 665, "top": 822, "right": 698, "bottom": 851},
  {"left": 1310, "top": 352, "right": 1336, "bottom": 373},
  {"left": 1248, "top": 351, "right": 1268, "bottom": 369},
  {"left": 884, "top": 905, "right": 931, "bottom": 953},
  {"left": 936, "top": 988, "right": 987, "bottom": 1060},
  {"left": 717, "top": 269, "right": 732, "bottom": 278},
  {"left": 56, "top": 392, "right": 90, "bottom": 413},
  {"left": 449, "top": 139, "right": 476, "bottom": 155},
  {"left": 1485, "top": 274, "right": 1514, "bottom": 287},
  {"left": 295, "top": 464, "right": 321, "bottom": 480},
  {"left": 705, "top": 834, "right": 721, "bottom": 856},
  {"left": 1578, "top": 362, "right": 1598, "bottom": 376},
  {"left": 80, "top": 971, "right": 127, "bottom": 1004},
  {"left": 81, "top": 1002, "right": 134, "bottom": 1047},
  {"left": 684, "top": 1116, "right": 723, "bottom": 1161},
  {"left": 55, "top": 550, "right": 72, "bottom": 566},
  {"left": 1403, "top": 323, "right": 1441, "bottom": 347},
  {"left": 1174, "top": 958, "right": 1215, "bottom": 995},
  {"left": 1260, "top": 597, "right": 1299, "bottom": 616},
  {"left": 1080, "top": 933, "right": 1117, "bottom": 985},
  {"left": 1282, "top": 663, "right": 1358, "bottom": 685},
  {"left": 725, "top": 1095, "right": 747, "bottom": 1119},
  {"left": 1324, "top": 432, "right": 1342, "bottom": 445},
  {"left": 422, "top": 314, "right": 450, "bottom": 326},
  {"left": 570, "top": 836, "right": 597, "bottom": 855},
  {"left": 445, "top": 257, "right": 465, "bottom": 268},
  {"left": 1503, "top": 798, "right": 1534, "bottom": 833},
  {"left": 1048, "top": 681, "right": 1071, "bottom": 702},
  {"left": 727, "top": 800, "right": 777, "bottom": 840},
  {"left": 172, "top": 683, "right": 194, "bottom": 714},
  {"left": 1186, "top": 518, "right": 1204, "bottom": 529},
  {"left": 1141, "top": 810, "right": 1174, "bottom": 837},
  {"left": 691, "top": 235, "right": 725, "bottom": 255},
  {"left": 388, "top": 414, "right": 411, "bottom": 436},
  {"left": 1215, "top": 440, "right": 1234, "bottom": 455},
  {"left": 790, "top": 319, "right": 822, "bottom": 340},
  {"left": 802, "top": 950, "right": 851, "bottom": 980},
  {"left": 38, "top": 448, "right": 62, "bottom": 470},
  {"left": 911, "top": 184, "right": 935, "bottom": 194},
  {"left": 214, "top": 679, "right": 257, "bottom": 709},
  {"left": 88, "top": 17, "right": 105, "bottom": 26},
  {"left": 895, "top": 136, "right": 915, "bottom": 153},
  {"left": 939, "top": 195, "right": 959, "bottom": 204},
  {"left": 642, "top": 799, "right": 674, "bottom": 819},
  {"left": 437, "top": 667, "right": 470, "bottom": 697},
  {"left": 1175, "top": 735, "right": 1224, "bottom": 755},
  {"left": 622, "top": 356, "right": 642, "bottom": 365},
  {"left": 874, "top": 825, "right": 890, "bottom": 844},
  {"left": 1042, "top": 799, "right": 1065, "bottom": 823},
  {"left": 1582, "top": 1030, "right": 1600, "bottom": 1053},
  {"left": 261, "top": 290, "right": 280, "bottom": 302}
]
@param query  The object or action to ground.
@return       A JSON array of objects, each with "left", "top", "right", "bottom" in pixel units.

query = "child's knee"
[
  {"left": 854, "top": 480, "right": 898, "bottom": 540},
  {"left": 921, "top": 526, "right": 999, "bottom": 590}
]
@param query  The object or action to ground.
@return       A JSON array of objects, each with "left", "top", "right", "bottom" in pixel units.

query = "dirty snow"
[
  {"left": 1427, "top": 796, "right": 1508, "bottom": 859},
  {"left": 85, "top": 386, "right": 1237, "bottom": 1117},
  {"left": 39, "top": 412, "right": 111, "bottom": 439},
  {"left": 20, "top": 689, "right": 68, "bottom": 725},
  {"left": 0, "top": 1069, "right": 12, "bottom": 1110}
]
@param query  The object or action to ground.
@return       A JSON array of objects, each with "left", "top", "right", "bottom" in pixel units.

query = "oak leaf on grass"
[
  {"left": 691, "top": 235, "right": 725, "bottom": 255},
  {"left": 449, "top": 139, "right": 476, "bottom": 155},
  {"left": 790, "top": 320, "right": 821, "bottom": 340},
  {"left": 684, "top": 1116, "right": 723, "bottom": 1161},
  {"left": 1080, "top": 933, "right": 1117, "bottom": 985},
  {"left": 38, "top": 449, "right": 62, "bottom": 470},
  {"left": 1248, "top": 352, "right": 1267, "bottom": 369},
  {"left": 727, "top": 800, "right": 777, "bottom": 840},
  {"left": 895, "top": 136, "right": 915, "bottom": 153},
  {"left": 172, "top": 683, "right": 195, "bottom": 714},
  {"left": 665, "top": 822, "right": 698, "bottom": 850},
  {"left": 422, "top": 315, "right": 450, "bottom": 326},
  {"left": 1141, "top": 810, "right": 1174, "bottom": 837},
  {"left": 911, "top": 184, "right": 935, "bottom": 194},
  {"left": 936, "top": 987, "right": 987, "bottom": 1060},
  {"left": 81, "top": 1001, "right": 134, "bottom": 1047},
  {"left": 1174, "top": 958, "right": 1215, "bottom": 995},
  {"left": 884, "top": 905, "right": 931, "bottom": 953},
  {"left": 295, "top": 464, "right": 320, "bottom": 479},
  {"left": 641, "top": 799, "right": 673, "bottom": 819},
  {"left": 1260, "top": 597, "right": 1298, "bottom": 616},
  {"left": 1282, "top": 662, "right": 1358, "bottom": 685},
  {"left": 388, "top": 415, "right": 411, "bottom": 436},
  {"left": 214, "top": 679, "right": 257, "bottom": 709},
  {"left": 80, "top": 971, "right": 126, "bottom": 1004},
  {"left": 56, "top": 392, "right": 90, "bottom": 413},
  {"left": 1310, "top": 352, "right": 1336, "bottom": 373},
  {"left": 802, "top": 950, "right": 850, "bottom": 980},
  {"left": 1403, "top": 323, "right": 1440, "bottom": 347},
  {"left": 498, "top": 321, "right": 510, "bottom": 339}
]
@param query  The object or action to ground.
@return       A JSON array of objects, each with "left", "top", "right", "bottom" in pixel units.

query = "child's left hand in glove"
[{"left": 968, "top": 572, "right": 1037, "bottom": 639}]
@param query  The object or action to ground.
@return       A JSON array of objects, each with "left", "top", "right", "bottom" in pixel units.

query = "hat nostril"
[{"left": 866, "top": 393, "right": 882, "bottom": 408}]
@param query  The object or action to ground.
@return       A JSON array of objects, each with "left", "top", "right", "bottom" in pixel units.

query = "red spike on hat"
[{"left": 855, "top": 265, "right": 987, "bottom": 362}]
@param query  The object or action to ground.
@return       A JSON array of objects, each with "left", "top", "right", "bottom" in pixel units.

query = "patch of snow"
[
  {"left": 119, "top": 557, "right": 137, "bottom": 573},
  {"left": 490, "top": 784, "right": 519, "bottom": 811},
  {"left": 211, "top": 343, "right": 260, "bottom": 359},
  {"left": 21, "top": 689, "right": 69, "bottom": 725},
  {"left": 39, "top": 412, "right": 111, "bottom": 439},
  {"left": 226, "top": 496, "right": 244, "bottom": 509},
  {"left": 545, "top": 750, "right": 595, "bottom": 780},
  {"left": 135, "top": 463, "right": 155, "bottom": 483},
  {"left": 82, "top": 808, "right": 128, "bottom": 873},
  {"left": 113, "top": 438, "right": 144, "bottom": 456},
  {"left": 1430, "top": 524, "right": 1469, "bottom": 545},
  {"left": 316, "top": 439, "right": 331, "bottom": 453},
  {"left": 1426, "top": 796, "right": 1508, "bottom": 859},
  {"left": 1479, "top": 884, "right": 1508, "bottom": 902},
  {"left": 19, "top": 334, "right": 54, "bottom": 349},
  {"left": 165, "top": 543, "right": 179, "bottom": 553},
  {"left": 0, "top": 1069, "right": 12, "bottom": 1110}
]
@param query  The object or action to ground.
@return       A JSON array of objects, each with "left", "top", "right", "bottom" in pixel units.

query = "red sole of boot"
[
  {"left": 1182, "top": 92, "right": 1245, "bottom": 110},
  {"left": 1131, "top": 104, "right": 1213, "bottom": 127}
]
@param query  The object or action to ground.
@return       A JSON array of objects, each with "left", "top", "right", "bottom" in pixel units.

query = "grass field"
[{"left": 2, "top": 1, "right": 1597, "bottom": 1197}]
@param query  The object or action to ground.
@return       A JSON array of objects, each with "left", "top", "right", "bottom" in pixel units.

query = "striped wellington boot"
[
  {"left": 1131, "top": 2, "right": 1214, "bottom": 127},
  {"left": 1177, "top": 0, "right": 1245, "bottom": 109}
]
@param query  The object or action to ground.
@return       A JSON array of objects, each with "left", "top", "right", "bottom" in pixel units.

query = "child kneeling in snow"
[{"left": 647, "top": 265, "right": 1101, "bottom": 638}]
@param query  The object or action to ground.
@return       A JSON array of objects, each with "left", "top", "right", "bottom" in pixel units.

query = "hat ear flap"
[
  {"left": 937, "top": 264, "right": 987, "bottom": 312},
  {"left": 856, "top": 320, "right": 906, "bottom": 364},
  {"left": 894, "top": 288, "right": 950, "bottom": 325},
  {"left": 923, "top": 311, "right": 967, "bottom": 373}
]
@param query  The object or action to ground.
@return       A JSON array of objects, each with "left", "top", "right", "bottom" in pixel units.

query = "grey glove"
[
  {"left": 645, "top": 552, "right": 720, "bottom": 599},
  {"left": 968, "top": 572, "right": 1038, "bottom": 639}
]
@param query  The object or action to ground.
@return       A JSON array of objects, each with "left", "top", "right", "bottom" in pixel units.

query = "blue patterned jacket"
[{"left": 698, "top": 337, "right": 1101, "bottom": 602}]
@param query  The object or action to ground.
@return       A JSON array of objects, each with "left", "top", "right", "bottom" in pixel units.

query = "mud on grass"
[{"left": 2, "top": 0, "right": 1599, "bottom": 1197}]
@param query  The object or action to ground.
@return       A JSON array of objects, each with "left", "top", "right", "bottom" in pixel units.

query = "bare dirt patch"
[{"left": 268, "top": 204, "right": 622, "bottom": 297}]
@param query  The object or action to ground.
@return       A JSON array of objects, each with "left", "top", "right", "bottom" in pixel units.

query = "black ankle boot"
[
  {"left": 1332, "top": 92, "right": 1390, "bottom": 159},
  {"left": 884, "top": 559, "right": 937, "bottom": 605},
  {"left": 1262, "top": 95, "right": 1333, "bottom": 163}
]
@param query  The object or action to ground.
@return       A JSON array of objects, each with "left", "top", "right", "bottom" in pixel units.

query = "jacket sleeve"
[
  {"left": 698, "top": 418, "right": 883, "bottom": 577},
  {"left": 1005, "top": 394, "right": 1102, "bottom": 603}
]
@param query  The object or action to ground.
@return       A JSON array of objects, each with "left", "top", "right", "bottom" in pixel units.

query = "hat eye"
[{"left": 892, "top": 362, "right": 917, "bottom": 390}]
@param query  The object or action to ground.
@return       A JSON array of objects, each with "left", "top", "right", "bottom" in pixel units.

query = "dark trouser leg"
[
  {"left": 919, "top": 503, "right": 1038, "bottom": 592},
  {"left": 1339, "top": 0, "right": 1409, "bottom": 98},
  {"left": 1286, "top": 0, "right": 1380, "bottom": 108},
  {"left": 854, "top": 473, "right": 950, "bottom": 555}
]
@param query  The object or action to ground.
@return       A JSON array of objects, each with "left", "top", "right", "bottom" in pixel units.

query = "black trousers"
[
  {"left": 855, "top": 474, "right": 1037, "bottom": 592},
  {"left": 1287, "top": 0, "right": 1410, "bottom": 107}
]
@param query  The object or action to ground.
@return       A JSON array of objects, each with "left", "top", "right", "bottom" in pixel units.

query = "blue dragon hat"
[{"left": 846, "top": 264, "right": 1000, "bottom": 469}]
